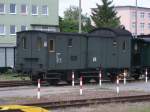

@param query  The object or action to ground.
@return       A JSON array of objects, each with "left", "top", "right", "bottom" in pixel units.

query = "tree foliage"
[
  {"left": 59, "top": 6, "right": 93, "bottom": 33},
  {"left": 91, "top": 0, "right": 120, "bottom": 28},
  {"left": 64, "top": 6, "right": 79, "bottom": 20}
]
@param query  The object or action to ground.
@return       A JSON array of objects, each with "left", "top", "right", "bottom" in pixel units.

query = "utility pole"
[
  {"left": 79, "top": 0, "right": 82, "bottom": 33},
  {"left": 135, "top": 0, "right": 138, "bottom": 38}
]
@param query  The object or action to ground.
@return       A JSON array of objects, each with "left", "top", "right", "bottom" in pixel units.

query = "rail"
[
  {"left": 0, "top": 80, "right": 32, "bottom": 87},
  {"left": 25, "top": 95, "right": 150, "bottom": 109}
]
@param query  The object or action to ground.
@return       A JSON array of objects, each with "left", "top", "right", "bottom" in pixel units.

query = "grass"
[
  {"left": 0, "top": 72, "right": 30, "bottom": 81},
  {"left": 129, "top": 105, "right": 150, "bottom": 112}
]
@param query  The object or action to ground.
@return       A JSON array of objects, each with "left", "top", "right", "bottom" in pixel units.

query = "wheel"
[
  {"left": 110, "top": 75, "right": 117, "bottom": 83},
  {"left": 82, "top": 77, "right": 90, "bottom": 84},
  {"left": 133, "top": 75, "right": 140, "bottom": 80},
  {"left": 93, "top": 77, "right": 99, "bottom": 83},
  {"left": 67, "top": 80, "right": 72, "bottom": 84},
  {"left": 30, "top": 75, "right": 38, "bottom": 85},
  {"left": 48, "top": 79, "right": 59, "bottom": 85}
]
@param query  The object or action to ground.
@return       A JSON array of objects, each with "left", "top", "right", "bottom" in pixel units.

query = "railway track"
[
  {"left": 25, "top": 95, "right": 150, "bottom": 109},
  {"left": 0, "top": 80, "right": 33, "bottom": 87},
  {"left": 0, "top": 78, "right": 145, "bottom": 88}
]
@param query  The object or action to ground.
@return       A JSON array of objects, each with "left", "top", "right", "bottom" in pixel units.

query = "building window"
[
  {"left": 22, "top": 37, "right": 27, "bottom": 49},
  {"left": 0, "top": 3, "right": 5, "bottom": 14},
  {"left": 132, "top": 11, "right": 136, "bottom": 19},
  {"left": 10, "top": 4, "right": 16, "bottom": 14},
  {"left": 42, "top": 26, "right": 49, "bottom": 31},
  {"left": 10, "top": 25, "right": 16, "bottom": 35},
  {"left": 42, "top": 5, "right": 48, "bottom": 15},
  {"left": 132, "top": 22, "right": 135, "bottom": 29},
  {"left": 0, "top": 24, "right": 5, "bottom": 35},
  {"left": 140, "top": 12, "right": 144, "bottom": 18},
  {"left": 37, "top": 37, "right": 42, "bottom": 50},
  {"left": 21, "top": 4, "right": 27, "bottom": 14},
  {"left": 148, "top": 13, "right": 150, "bottom": 19},
  {"left": 148, "top": 23, "right": 150, "bottom": 29},
  {"left": 68, "top": 38, "right": 73, "bottom": 47},
  {"left": 21, "top": 25, "right": 27, "bottom": 31},
  {"left": 48, "top": 39, "right": 55, "bottom": 52},
  {"left": 32, "top": 5, "right": 38, "bottom": 15},
  {"left": 140, "top": 23, "right": 144, "bottom": 33}
]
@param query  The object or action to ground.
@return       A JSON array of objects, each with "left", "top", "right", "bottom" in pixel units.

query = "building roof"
[
  {"left": 31, "top": 24, "right": 59, "bottom": 27},
  {"left": 115, "top": 6, "right": 150, "bottom": 10}
]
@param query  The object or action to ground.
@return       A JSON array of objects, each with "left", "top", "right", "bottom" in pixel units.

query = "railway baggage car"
[
  {"left": 15, "top": 31, "right": 87, "bottom": 84},
  {"left": 87, "top": 28, "right": 132, "bottom": 81}
]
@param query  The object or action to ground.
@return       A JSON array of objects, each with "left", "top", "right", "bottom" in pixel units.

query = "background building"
[
  {"left": 0, "top": 0, "right": 59, "bottom": 68},
  {"left": 115, "top": 6, "right": 150, "bottom": 36}
]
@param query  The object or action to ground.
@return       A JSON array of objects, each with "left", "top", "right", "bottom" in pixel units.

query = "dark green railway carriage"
[
  {"left": 16, "top": 31, "right": 87, "bottom": 83},
  {"left": 138, "top": 35, "right": 150, "bottom": 67},
  {"left": 133, "top": 35, "right": 150, "bottom": 78},
  {"left": 87, "top": 28, "right": 132, "bottom": 80},
  {"left": 142, "top": 39, "right": 150, "bottom": 67},
  {"left": 131, "top": 38, "right": 150, "bottom": 67},
  {"left": 131, "top": 38, "right": 146, "bottom": 79}
]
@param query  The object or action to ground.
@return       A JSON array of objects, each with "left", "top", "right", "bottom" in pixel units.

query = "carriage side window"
[
  {"left": 22, "top": 37, "right": 27, "bottom": 49},
  {"left": 37, "top": 37, "right": 42, "bottom": 50},
  {"left": 113, "top": 40, "right": 117, "bottom": 47},
  {"left": 71, "top": 56, "right": 77, "bottom": 61},
  {"left": 48, "top": 39, "right": 55, "bottom": 52},
  {"left": 68, "top": 38, "right": 72, "bottom": 47},
  {"left": 122, "top": 41, "right": 126, "bottom": 51}
]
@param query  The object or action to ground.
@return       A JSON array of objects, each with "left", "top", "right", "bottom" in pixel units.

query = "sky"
[{"left": 59, "top": 0, "right": 150, "bottom": 17}]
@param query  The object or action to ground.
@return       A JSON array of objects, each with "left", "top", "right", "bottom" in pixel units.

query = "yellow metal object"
[{"left": 0, "top": 105, "right": 49, "bottom": 112}]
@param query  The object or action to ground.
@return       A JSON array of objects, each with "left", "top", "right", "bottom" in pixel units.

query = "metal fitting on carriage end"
[{"left": 107, "top": 73, "right": 111, "bottom": 76}]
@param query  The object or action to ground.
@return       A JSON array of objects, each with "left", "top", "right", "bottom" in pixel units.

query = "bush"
[{"left": 0, "top": 67, "right": 14, "bottom": 74}]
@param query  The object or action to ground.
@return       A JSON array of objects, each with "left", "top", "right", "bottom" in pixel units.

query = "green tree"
[
  {"left": 82, "top": 15, "right": 94, "bottom": 32},
  {"left": 59, "top": 17, "right": 79, "bottom": 32},
  {"left": 59, "top": 6, "right": 93, "bottom": 33},
  {"left": 64, "top": 6, "right": 79, "bottom": 20},
  {"left": 91, "top": 0, "right": 120, "bottom": 28}
]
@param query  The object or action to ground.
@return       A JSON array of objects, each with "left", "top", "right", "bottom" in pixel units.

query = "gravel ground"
[
  {"left": 1, "top": 81, "right": 150, "bottom": 97},
  {"left": 51, "top": 102, "right": 150, "bottom": 112},
  {"left": 0, "top": 81, "right": 150, "bottom": 105},
  {"left": 0, "top": 87, "right": 149, "bottom": 105}
]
